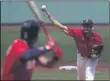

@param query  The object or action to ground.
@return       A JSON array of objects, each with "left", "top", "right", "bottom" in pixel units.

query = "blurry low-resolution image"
[{"left": 1, "top": 0, "right": 109, "bottom": 80}]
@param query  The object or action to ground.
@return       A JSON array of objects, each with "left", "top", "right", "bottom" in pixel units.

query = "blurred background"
[
  {"left": 1, "top": 0, "right": 109, "bottom": 24},
  {"left": 1, "top": 0, "right": 109, "bottom": 80}
]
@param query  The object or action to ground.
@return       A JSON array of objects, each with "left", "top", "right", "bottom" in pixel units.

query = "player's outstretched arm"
[{"left": 41, "top": 5, "right": 68, "bottom": 33}]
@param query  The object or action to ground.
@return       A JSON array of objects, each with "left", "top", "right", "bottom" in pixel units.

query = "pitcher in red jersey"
[
  {"left": 1, "top": 20, "right": 62, "bottom": 80},
  {"left": 42, "top": 9, "right": 104, "bottom": 81}
]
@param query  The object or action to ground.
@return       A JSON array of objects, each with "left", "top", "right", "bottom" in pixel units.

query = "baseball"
[{"left": 42, "top": 5, "right": 46, "bottom": 11}]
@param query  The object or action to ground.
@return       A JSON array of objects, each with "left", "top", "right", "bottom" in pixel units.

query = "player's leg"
[
  {"left": 77, "top": 54, "right": 88, "bottom": 80},
  {"left": 85, "top": 58, "right": 99, "bottom": 80}
]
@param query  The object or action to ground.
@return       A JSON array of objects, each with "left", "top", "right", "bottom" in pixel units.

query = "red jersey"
[
  {"left": 67, "top": 27, "right": 102, "bottom": 57},
  {"left": 1, "top": 39, "right": 33, "bottom": 80}
]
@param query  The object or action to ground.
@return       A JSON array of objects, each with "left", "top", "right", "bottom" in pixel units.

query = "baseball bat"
[{"left": 27, "top": 0, "right": 51, "bottom": 40}]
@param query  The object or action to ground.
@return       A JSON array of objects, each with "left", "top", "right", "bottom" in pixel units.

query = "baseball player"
[
  {"left": 42, "top": 9, "right": 104, "bottom": 80},
  {"left": 1, "top": 20, "right": 62, "bottom": 80}
]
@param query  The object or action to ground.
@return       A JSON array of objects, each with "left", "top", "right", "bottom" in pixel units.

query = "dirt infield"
[
  {"left": 35, "top": 61, "right": 109, "bottom": 72},
  {"left": 1, "top": 25, "right": 109, "bottom": 72}
]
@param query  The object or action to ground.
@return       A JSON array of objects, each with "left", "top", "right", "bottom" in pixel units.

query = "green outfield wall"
[{"left": 1, "top": 1, "right": 109, "bottom": 24}]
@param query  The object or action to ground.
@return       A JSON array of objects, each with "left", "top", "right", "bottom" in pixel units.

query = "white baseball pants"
[{"left": 77, "top": 54, "right": 99, "bottom": 81}]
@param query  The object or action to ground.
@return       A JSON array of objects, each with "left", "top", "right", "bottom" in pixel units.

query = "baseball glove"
[{"left": 91, "top": 44, "right": 104, "bottom": 59}]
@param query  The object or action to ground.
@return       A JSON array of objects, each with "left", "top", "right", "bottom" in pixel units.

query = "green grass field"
[
  {"left": 1, "top": 25, "right": 109, "bottom": 80},
  {"left": 31, "top": 71, "right": 109, "bottom": 80}
]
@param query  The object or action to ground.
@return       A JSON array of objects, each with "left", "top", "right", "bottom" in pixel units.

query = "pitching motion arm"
[{"left": 41, "top": 5, "right": 68, "bottom": 33}]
